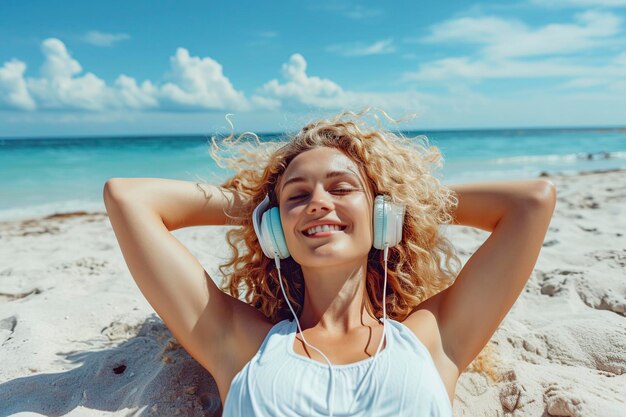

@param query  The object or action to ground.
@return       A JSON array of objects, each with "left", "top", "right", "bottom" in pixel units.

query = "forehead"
[{"left": 281, "top": 147, "right": 362, "bottom": 182}]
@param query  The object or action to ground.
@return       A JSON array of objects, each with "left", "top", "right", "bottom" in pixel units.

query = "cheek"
[
  {"left": 279, "top": 208, "right": 300, "bottom": 236},
  {"left": 351, "top": 208, "right": 374, "bottom": 241},
  {"left": 343, "top": 202, "right": 371, "bottom": 234}
]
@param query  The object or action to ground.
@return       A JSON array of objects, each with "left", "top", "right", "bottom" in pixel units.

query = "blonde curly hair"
[{"left": 207, "top": 107, "right": 501, "bottom": 382}]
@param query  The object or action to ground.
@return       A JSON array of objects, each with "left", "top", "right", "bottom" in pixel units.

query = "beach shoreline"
[
  {"left": 1, "top": 167, "right": 624, "bottom": 226},
  {"left": 1, "top": 167, "right": 625, "bottom": 416}
]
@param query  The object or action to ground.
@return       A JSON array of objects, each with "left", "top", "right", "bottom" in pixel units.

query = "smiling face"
[{"left": 276, "top": 147, "right": 374, "bottom": 267}]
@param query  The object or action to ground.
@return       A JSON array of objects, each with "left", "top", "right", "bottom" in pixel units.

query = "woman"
[{"left": 103, "top": 109, "right": 556, "bottom": 416}]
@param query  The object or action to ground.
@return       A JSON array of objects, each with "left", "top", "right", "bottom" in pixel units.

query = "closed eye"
[{"left": 288, "top": 188, "right": 356, "bottom": 201}]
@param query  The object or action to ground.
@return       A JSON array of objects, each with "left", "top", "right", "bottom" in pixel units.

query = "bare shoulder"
[{"left": 402, "top": 293, "right": 459, "bottom": 404}]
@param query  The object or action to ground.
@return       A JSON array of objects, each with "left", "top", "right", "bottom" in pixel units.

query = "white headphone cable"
[{"left": 272, "top": 243, "right": 389, "bottom": 417}]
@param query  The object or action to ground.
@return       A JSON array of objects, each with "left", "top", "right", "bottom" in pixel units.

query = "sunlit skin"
[
  {"left": 276, "top": 147, "right": 384, "bottom": 337},
  {"left": 105, "top": 140, "right": 556, "bottom": 408}
]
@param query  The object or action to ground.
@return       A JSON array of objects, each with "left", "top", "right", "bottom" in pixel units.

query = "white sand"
[{"left": 1, "top": 169, "right": 624, "bottom": 416}]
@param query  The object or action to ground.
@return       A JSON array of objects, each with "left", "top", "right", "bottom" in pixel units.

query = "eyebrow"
[{"left": 281, "top": 170, "right": 360, "bottom": 192}]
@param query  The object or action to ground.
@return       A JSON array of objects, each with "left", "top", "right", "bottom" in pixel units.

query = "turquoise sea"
[{"left": 1, "top": 127, "right": 625, "bottom": 222}]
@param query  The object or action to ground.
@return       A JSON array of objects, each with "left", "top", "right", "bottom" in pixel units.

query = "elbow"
[
  {"left": 526, "top": 180, "right": 557, "bottom": 211},
  {"left": 103, "top": 178, "right": 126, "bottom": 203},
  {"left": 535, "top": 179, "right": 557, "bottom": 202}
]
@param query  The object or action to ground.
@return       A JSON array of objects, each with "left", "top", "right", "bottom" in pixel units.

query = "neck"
[{"left": 296, "top": 259, "right": 381, "bottom": 334}]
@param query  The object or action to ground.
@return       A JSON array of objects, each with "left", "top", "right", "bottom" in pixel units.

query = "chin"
[{"left": 297, "top": 251, "right": 364, "bottom": 265}]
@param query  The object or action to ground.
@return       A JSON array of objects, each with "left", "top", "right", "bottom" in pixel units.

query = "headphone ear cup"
[
  {"left": 373, "top": 195, "right": 405, "bottom": 249},
  {"left": 373, "top": 195, "right": 386, "bottom": 249},
  {"left": 262, "top": 207, "right": 291, "bottom": 259}
]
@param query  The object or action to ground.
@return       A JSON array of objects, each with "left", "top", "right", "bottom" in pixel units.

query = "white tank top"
[{"left": 222, "top": 317, "right": 453, "bottom": 416}]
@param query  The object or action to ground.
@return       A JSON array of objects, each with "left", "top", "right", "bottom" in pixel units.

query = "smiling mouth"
[{"left": 302, "top": 225, "right": 348, "bottom": 237}]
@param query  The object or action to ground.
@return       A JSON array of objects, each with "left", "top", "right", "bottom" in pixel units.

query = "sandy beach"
[{"left": 1, "top": 169, "right": 624, "bottom": 417}]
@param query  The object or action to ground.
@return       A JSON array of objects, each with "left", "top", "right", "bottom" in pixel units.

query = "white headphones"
[
  {"left": 252, "top": 193, "right": 405, "bottom": 259},
  {"left": 251, "top": 192, "right": 405, "bottom": 417}
]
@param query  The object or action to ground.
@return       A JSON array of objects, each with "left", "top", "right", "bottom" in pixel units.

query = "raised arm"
[
  {"left": 436, "top": 178, "right": 556, "bottom": 372},
  {"left": 104, "top": 177, "right": 249, "bottom": 230},
  {"left": 102, "top": 178, "right": 261, "bottom": 386}
]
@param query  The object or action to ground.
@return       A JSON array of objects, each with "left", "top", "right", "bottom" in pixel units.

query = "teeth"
[{"left": 305, "top": 224, "right": 344, "bottom": 235}]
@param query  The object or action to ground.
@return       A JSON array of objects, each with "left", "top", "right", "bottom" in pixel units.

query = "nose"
[{"left": 306, "top": 185, "right": 335, "bottom": 214}]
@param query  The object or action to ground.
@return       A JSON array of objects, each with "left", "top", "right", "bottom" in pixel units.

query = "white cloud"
[
  {"left": 256, "top": 53, "right": 428, "bottom": 114},
  {"left": 558, "top": 77, "right": 608, "bottom": 88},
  {"left": 0, "top": 59, "right": 36, "bottom": 110},
  {"left": 26, "top": 38, "right": 113, "bottom": 110},
  {"left": 326, "top": 39, "right": 396, "bottom": 57},
  {"left": 259, "top": 54, "right": 344, "bottom": 108},
  {"left": 557, "top": 51, "right": 626, "bottom": 88},
  {"left": 250, "top": 95, "right": 281, "bottom": 110},
  {"left": 407, "top": 57, "right": 584, "bottom": 80},
  {"left": 158, "top": 48, "right": 250, "bottom": 111},
  {"left": 405, "top": 52, "right": 626, "bottom": 81},
  {"left": 421, "top": 16, "right": 523, "bottom": 45},
  {"left": 0, "top": 38, "right": 265, "bottom": 113},
  {"left": 113, "top": 75, "right": 159, "bottom": 109},
  {"left": 39, "top": 38, "right": 82, "bottom": 79},
  {"left": 530, "top": 0, "right": 626, "bottom": 8},
  {"left": 23, "top": 38, "right": 155, "bottom": 111},
  {"left": 81, "top": 31, "right": 131, "bottom": 47},
  {"left": 421, "top": 11, "right": 621, "bottom": 59},
  {"left": 405, "top": 11, "right": 626, "bottom": 88}
]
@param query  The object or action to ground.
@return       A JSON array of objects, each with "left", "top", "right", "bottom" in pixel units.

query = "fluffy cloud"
[
  {"left": 158, "top": 48, "right": 249, "bottom": 111},
  {"left": 0, "top": 59, "right": 36, "bottom": 110},
  {"left": 0, "top": 38, "right": 254, "bottom": 112},
  {"left": 40, "top": 38, "right": 83, "bottom": 78},
  {"left": 258, "top": 54, "right": 345, "bottom": 109},
  {"left": 0, "top": 39, "right": 424, "bottom": 116},
  {"left": 421, "top": 11, "right": 620, "bottom": 59},
  {"left": 257, "top": 53, "right": 427, "bottom": 113},
  {"left": 26, "top": 38, "right": 113, "bottom": 110},
  {"left": 406, "top": 11, "right": 625, "bottom": 85},
  {"left": 113, "top": 75, "right": 158, "bottom": 109}
]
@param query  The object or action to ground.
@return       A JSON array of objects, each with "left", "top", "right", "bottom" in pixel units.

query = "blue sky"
[{"left": 1, "top": 0, "right": 625, "bottom": 138}]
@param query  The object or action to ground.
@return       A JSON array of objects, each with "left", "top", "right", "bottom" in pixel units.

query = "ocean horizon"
[{"left": 1, "top": 126, "right": 625, "bottom": 222}]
